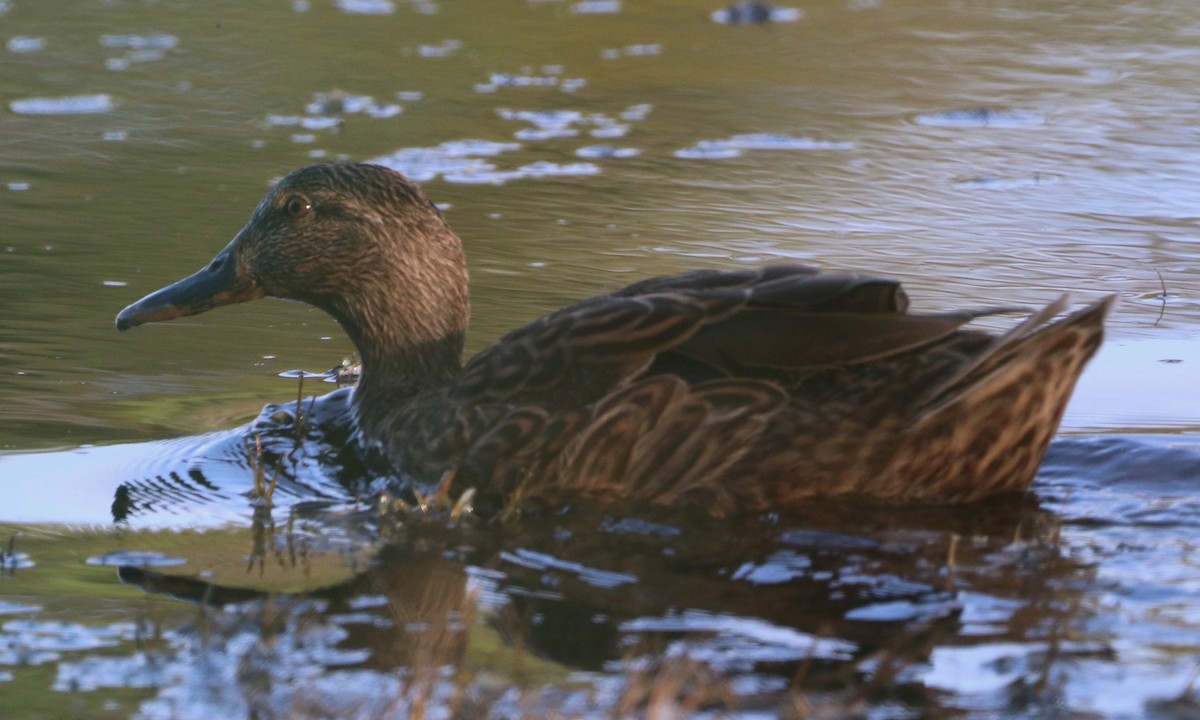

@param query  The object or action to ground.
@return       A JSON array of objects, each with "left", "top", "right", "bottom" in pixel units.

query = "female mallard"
[{"left": 116, "top": 163, "right": 1111, "bottom": 514}]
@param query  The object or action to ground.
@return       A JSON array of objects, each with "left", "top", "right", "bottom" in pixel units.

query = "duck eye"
[{"left": 284, "top": 197, "right": 312, "bottom": 219}]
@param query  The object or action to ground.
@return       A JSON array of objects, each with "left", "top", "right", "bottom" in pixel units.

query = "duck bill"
[{"left": 115, "top": 245, "right": 263, "bottom": 331}]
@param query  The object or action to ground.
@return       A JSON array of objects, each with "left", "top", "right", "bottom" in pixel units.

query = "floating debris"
[
  {"left": 712, "top": 1, "right": 803, "bottom": 24},
  {"left": 915, "top": 107, "right": 1046, "bottom": 127},
  {"left": 952, "top": 173, "right": 1058, "bottom": 190}
]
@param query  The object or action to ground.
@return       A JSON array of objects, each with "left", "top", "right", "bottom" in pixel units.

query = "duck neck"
[
  {"left": 325, "top": 261, "right": 469, "bottom": 441},
  {"left": 340, "top": 307, "right": 466, "bottom": 437},
  {"left": 359, "top": 328, "right": 464, "bottom": 385}
]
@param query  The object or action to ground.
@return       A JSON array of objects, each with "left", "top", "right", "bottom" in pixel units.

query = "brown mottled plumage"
[{"left": 116, "top": 163, "right": 1112, "bottom": 515}]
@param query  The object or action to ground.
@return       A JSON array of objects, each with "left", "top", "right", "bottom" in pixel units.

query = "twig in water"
[
  {"left": 1155, "top": 268, "right": 1167, "bottom": 327},
  {"left": 294, "top": 370, "right": 306, "bottom": 439}
]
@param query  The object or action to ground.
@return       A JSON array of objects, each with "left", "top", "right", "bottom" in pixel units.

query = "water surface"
[{"left": 2, "top": 0, "right": 1199, "bottom": 717}]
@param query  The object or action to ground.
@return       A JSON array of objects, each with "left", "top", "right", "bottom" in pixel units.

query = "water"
[{"left": 2, "top": 0, "right": 1199, "bottom": 717}]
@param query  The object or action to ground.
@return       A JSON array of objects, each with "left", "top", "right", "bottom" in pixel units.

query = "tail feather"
[{"left": 917, "top": 295, "right": 1112, "bottom": 422}]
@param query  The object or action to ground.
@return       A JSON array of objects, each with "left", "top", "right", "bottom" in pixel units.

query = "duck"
[{"left": 116, "top": 162, "right": 1112, "bottom": 515}]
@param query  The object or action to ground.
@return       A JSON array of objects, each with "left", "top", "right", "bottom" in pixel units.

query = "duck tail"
[
  {"left": 908, "top": 294, "right": 1114, "bottom": 498},
  {"left": 918, "top": 294, "right": 1113, "bottom": 418}
]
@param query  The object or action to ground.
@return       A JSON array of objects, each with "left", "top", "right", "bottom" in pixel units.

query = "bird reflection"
[{"left": 115, "top": 493, "right": 1098, "bottom": 716}]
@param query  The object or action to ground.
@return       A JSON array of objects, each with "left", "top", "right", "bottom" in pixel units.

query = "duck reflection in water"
[{"left": 116, "top": 495, "right": 1095, "bottom": 716}]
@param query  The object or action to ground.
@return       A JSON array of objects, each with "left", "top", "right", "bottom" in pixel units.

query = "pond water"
[{"left": 2, "top": 0, "right": 1199, "bottom": 717}]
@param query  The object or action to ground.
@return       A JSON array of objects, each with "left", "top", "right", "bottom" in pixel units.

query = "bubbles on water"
[{"left": 10, "top": 94, "right": 114, "bottom": 115}]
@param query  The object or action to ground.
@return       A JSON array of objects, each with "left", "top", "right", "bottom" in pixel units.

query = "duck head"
[{"left": 116, "top": 163, "right": 471, "bottom": 387}]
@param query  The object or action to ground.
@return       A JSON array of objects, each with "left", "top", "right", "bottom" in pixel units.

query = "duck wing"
[{"left": 454, "top": 264, "right": 1006, "bottom": 407}]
